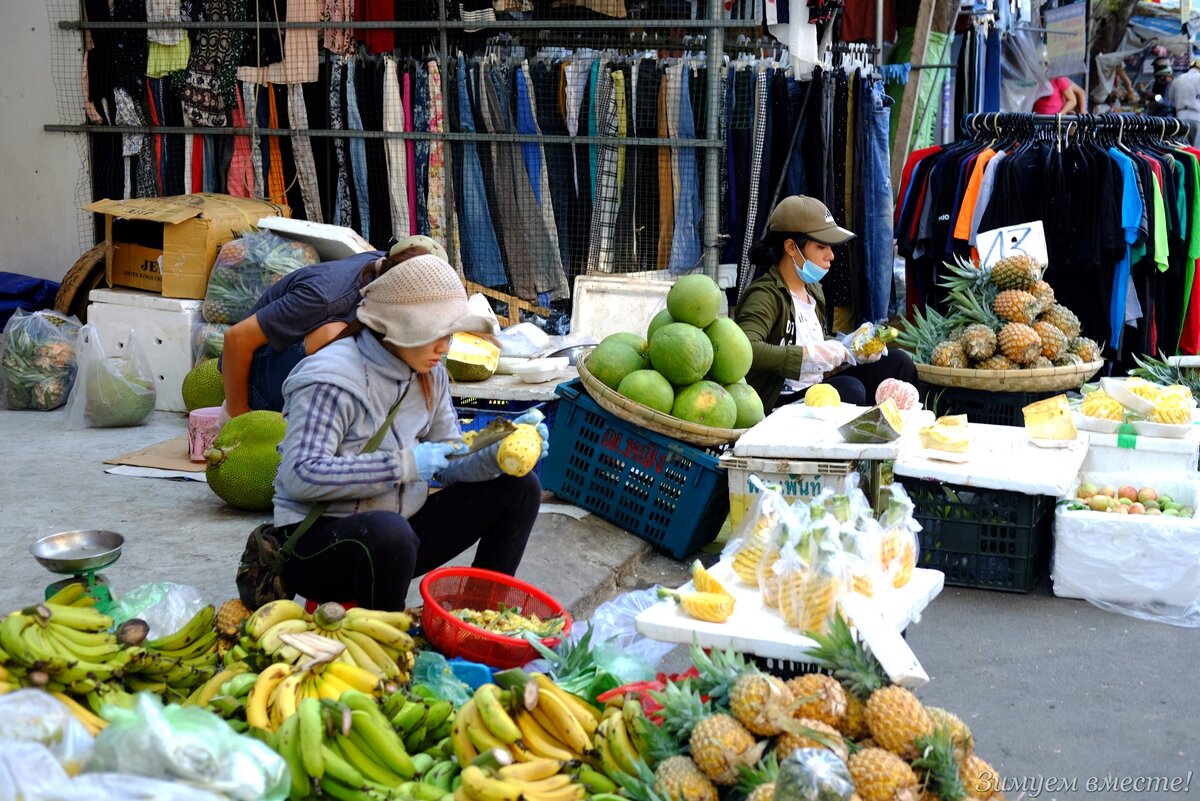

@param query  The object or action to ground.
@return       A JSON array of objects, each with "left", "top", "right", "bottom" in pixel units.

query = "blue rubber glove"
[
  {"left": 412, "top": 442, "right": 466, "bottom": 481},
  {"left": 512, "top": 409, "right": 546, "bottom": 427},
  {"left": 535, "top": 422, "right": 550, "bottom": 461}
]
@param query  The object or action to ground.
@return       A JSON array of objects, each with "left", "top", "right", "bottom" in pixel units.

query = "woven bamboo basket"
[
  {"left": 915, "top": 359, "right": 1105, "bottom": 392},
  {"left": 577, "top": 354, "right": 748, "bottom": 447}
]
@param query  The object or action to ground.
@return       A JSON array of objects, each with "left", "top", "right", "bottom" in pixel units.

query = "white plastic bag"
[
  {"left": 497, "top": 322, "right": 552, "bottom": 357},
  {"left": 574, "top": 586, "right": 678, "bottom": 672},
  {"left": 0, "top": 689, "right": 93, "bottom": 775},
  {"left": 63, "top": 324, "right": 156, "bottom": 429},
  {"left": 42, "top": 774, "right": 230, "bottom": 801},
  {"left": 0, "top": 741, "right": 72, "bottom": 801},
  {"left": 108, "top": 582, "right": 208, "bottom": 641}
]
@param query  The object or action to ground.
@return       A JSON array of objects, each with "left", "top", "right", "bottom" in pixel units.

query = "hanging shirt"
[
  {"left": 782, "top": 291, "right": 826, "bottom": 393},
  {"left": 1107, "top": 147, "right": 1144, "bottom": 351}
]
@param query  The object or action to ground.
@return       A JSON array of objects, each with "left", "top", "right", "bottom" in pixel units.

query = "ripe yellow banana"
[
  {"left": 497, "top": 759, "right": 564, "bottom": 782},
  {"left": 45, "top": 582, "right": 88, "bottom": 607},
  {"left": 315, "top": 671, "right": 356, "bottom": 702},
  {"left": 342, "top": 615, "right": 415, "bottom": 652},
  {"left": 514, "top": 710, "right": 577, "bottom": 761},
  {"left": 324, "top": 660, "right": 382, "bottom": 695},
  {"left": 271, "top": 670, "right": 306, "bottom": 727},
  {"left": 461, "top": 696, "right": 510, "bottom": 754},
  {"left": 44, "top": 618, "right": 119, "bottom": 652},
  {"left": 51, "top": 691, "right": 107, "bottom": 736},
  {"left": 520, "top": 782, "right": 586, "bottom": 801},
  {"left": 474, "top": 684, "right": 522, "bottom": 744},
  {"left": 592, "top": 724, "right": 628, "bottom": 783},
  {"left": 531, "top": 674, "right": 600, "bottom": 735},
  {"left": 337, "top": 631, "right": 388, "bottom": 676},
  {"left": 518, "top": 775, "right": 575, "bottom": 794},
  {"left": 298, "top": 696, "right": 326, "bottom": 780},
  {"left": 530, "top": 690, "right": 593, "bottom": 756},
  {"left": 461, "top": 765, "right": 522, "bottom": 801},
  {"left": 17, "top": 623, "right": 74, "bottom": 672},
  {"left": 601, "top": 712, "right": 640, "bottom": 776},
  {"left": 258, "top": 618, "right": 310, "bottom": 654},
  {"left": 246, "top": 599, "right": 306, "bottom": 640},
  {"left": 42, "top": 602, "right": 113, "bottom": 633},
  {"left": 350, "top": 708, "right": 417, "bottom": 780},
  {"left": 246, "top": 662, "right": 294, "bottom": 730},
  {"left": 337, "top": 628, "right": 400, "bottom": 678},
  {"left": 449, "top": 702, "right": 480, "bottom": 765}
]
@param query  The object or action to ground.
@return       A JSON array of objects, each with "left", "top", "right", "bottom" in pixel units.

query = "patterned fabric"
[
  {"left": 266, "top": 86, "right": 288, "bottom": 206},
  {"left": 228, "top": 84, "right": 256, "bottom": 197},
  {"left": 413, "top": 61, "right": 431, "bottom": 237},
  {"left": 737, "top": 66, "right": 769, "bottom": 298},
  {"left": 288, "top": 85, "right": 325, "bottom": 222},
  {"left": 426, "top": 60, "right": 450, "bottom": 255},
  {"left": 113, "top": 86, "right": 156, "bottom": 199},
  {"left": 330, "top": 58, "right": 353, "bottom": 228},
  {"left": 321, "top": 0, "right": 358, "bottom": 56},
  {"left": 404, "top": 71, "right": 417, "bottom": 236},
  {"left": 383, "top": 57, "right": 412, "bottom": 238},
  {"left": 587, "top": 64, "right": 619, "bottom": 274},
  {"left": 242, "top": 81, "right": 266, "bottom": 196},
  {"left": 237, "top": 0, "right": 320, "bottom": 85},
  {"left": 519, "top": 63, "right": 563, "bottom": 279},
  {"left": 147, "top": 0, "right": 185, "bottom": 45},
  {"left": 183, "top": 0, "right": 245, "bottom": 127}
]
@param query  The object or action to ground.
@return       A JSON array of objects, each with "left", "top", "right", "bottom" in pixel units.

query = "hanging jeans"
[
  {"left": 455, "top": 54, "right": 507, "bottom": 286},
  {"left": 860, "top": 79, "right": 895, "bottom": 322},
  {"left": 670, "top": 66, "right": 702, "bottom": 274},
  {"left": 345, "top": 58, "right": 371, "bottom": 243}
]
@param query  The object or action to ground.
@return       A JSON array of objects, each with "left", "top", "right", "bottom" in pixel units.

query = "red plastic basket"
[{"left": 419, "top": 567, "right": 572, "bottom": 669}]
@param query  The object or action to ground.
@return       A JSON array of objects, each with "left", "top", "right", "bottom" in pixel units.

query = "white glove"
[
  {"left": 855, "top": 345, "right": 887, "bottom": 365},
  {"left": 804, "top": 340, "right": 851, "bottom": 373}
]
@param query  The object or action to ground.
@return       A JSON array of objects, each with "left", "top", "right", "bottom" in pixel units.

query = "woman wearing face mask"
[{"left": 735, "top": 196, "right": 917, "bottom": 410}]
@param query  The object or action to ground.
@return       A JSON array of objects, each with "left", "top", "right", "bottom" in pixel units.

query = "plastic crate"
[
  {"left": 903, "top": 479, "right": 1054, "bottom": 592},
  {"left": 542, "top": 380, "right": 730, "bottom": 559},
  {"left": 720, "top": 454, "right": 860, "bottom": 529},
  {"left": 451, "top": 399, "right": 558, "bottom": 482},
  {"left": 918, "top": 384, "right": 1061, "bottom": 427}
]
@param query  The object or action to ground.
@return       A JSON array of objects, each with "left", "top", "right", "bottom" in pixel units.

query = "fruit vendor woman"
[
  {"left": 272, "top": 255, "right": 548, "bottom": 610},
  {"left": 736, "top": 196, "right": 918, "bottom": 409}
]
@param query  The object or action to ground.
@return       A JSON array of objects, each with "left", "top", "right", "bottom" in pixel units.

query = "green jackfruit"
[
  {"left": 85, "top": 357, "right": 156, "bottom": 427},
  {"left": 182, "top": 358, "right": 226, "bottom": 412},
  {"left": 205, "top": 410, "right": 286, "bottom": 511}
]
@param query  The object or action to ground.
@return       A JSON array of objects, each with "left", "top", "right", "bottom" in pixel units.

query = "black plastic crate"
[
  {"left": 903, "top": 479, "right": 1054, "bottom": 593},
  {"left": 918, "top": 384, "right": 1061, "bottom": 428}
]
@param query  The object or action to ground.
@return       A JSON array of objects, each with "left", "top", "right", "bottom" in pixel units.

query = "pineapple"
[
  {"left": 996, "top": 322, "right": 1042, "bottom": 364},
  {"left": 989, "top": 253, "right": 1041, "bottom": 290},
  {"left": 847, "top": 748, "right": 921, "bottom": 801},
  {"left": 960, "top": 753, "right": 1002, "bottom": 799},
  {"left": 216, "top": 598, "right": 250, "bottom": 637},
  {"left": 746, "top": 783, "right": 775, "bottom": 801},
  {"left": 1033, "top": 356, "right": 1054, "bottom": 368},
  {"left": 911, "top": 727, "right": 971, "bottom": 801},
  {"left": 689, "top": 645, "right": 796, "bottom": 737},
  {"left": 1041, "top": 303, "right": 1081, "bottom": 339},
  {"left": 1053, "top": 352, "right": 1083, "bottom": 367},
  {"left": 652, "top": 682, "right": 766, "bottom": 786},
  {"left": 1080, "top": 390, "right": 1125, "bottom": 421},
  {"left": 958, "top": 324, "right": 997, "bottom": 361},
  {"left": 785, "top": 673, "right": 847, "bottom": 729},
  {"left": 866, "top": 685, "right": 933, "bottom": 760},
  {"left": 839, "top": 693, "right": 871, "bottom": 740},
  {"left": 992, "top": 289, "right": 1040, "bottom": 325},
  {"left": 975, "top": 354, "right": 1013, "bottom": 371},
  {"left": 1130, "top": 352, "right": 1200, "bottom": 398},
  {"left": 655, "top": 756, "right": 720, "bottom": 801},
  {"left": 894, "top": 306, "right": 962, "bottom": 365},
  {"left": 733, "top": 751, "right": 778, "bottom": 801},
  {"left": 931, "top": 341, "right": 968, "bottom": 368},
  {"left": 939, "top": 255, "right": 998, "bottom": 309},
  {"left": 1032, "top": 320, "right": 1068, "bottom": 360},
  {"left": 1150, "top": 398, "right": 1193, "bottom": 425},
  {"left": 1068, "top": 336, "right": 1101, "bottom": 363},
  {"left": 1028, "top": 279, "right": 1055, "bottom": 312},
  {"left": 927, "top": 706, "right": 974, "bottom": 757},
  {"left": 731, "top": 526, "right": 772, "bottom": 586},
  {"left": 690, "top": 560, "right": 731, "bottom": 596},
  {"left": 657, "top": 588, "right": 735, "bottom": 623},
  {"left": 774, "top": 717, "right": 848, "bottom": 763},
  {"left": 1124, "top": 377, "right": 1162, "bottom": 403}
]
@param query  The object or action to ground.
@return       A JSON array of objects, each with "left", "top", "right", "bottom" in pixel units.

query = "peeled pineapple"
[
  {"left": 1150, "top": 398, "right": 1193, "bottom": 425},
  {"left": 691, "top": 560, "right": 732, "bottom": 596},
  {"left": 658, "top": 587, "right": 735, "bottom": 622},
  {"left": 1080, "top": 390, "right": 1125, "bottom": 421},
  {"left": 805, "top": 383, "right": 841, "bottom": 407},
  {"left": 497, "top": 424, "right": 543, "bottom": 476}
]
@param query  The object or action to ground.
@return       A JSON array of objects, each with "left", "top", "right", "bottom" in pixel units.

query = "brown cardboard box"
[{"left": 83, "top": 194, "right": 290, "bottom": 299}]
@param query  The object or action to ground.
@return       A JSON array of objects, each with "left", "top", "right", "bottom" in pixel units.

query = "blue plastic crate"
[{"left": 542, "top": 380, "right": 729, "bottom": 559}]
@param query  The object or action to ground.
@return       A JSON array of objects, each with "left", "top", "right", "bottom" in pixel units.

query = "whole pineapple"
[
  {"left": 847, "top": 748, "right": 921, "bottom": 801},
  {"left": 958, "top": 324, "right": 997, "bottom": 361},
  {"left": 865, "top": 685, "right": 933, "bottom": 760},
  {"left": 911, "top": 728, "right": 972, "bottom": 801},
  {"left": 689, "top": 713, "right": 766, "bottom": 785},
  {"left": 1028, "top": 279, "right": 1055, "bottom": 312},
  {"left": 1032, "top": 320, "right": 1068, "bottom": 360},
  {"left": 989, "top": 253, "right": 1041, "bottom": 290},
  {"left": 1068, "top": 336, "right": 1101, "bottom": 363},
  {"left": 975, "top": 353, "right": 1013, "bottom": 371},
  {"left": 996, "top": 322, "right": 1042, "bottom": 364},
  {"left": 931, "top": 341, "right": 968, "bottom": 368},
  {"left": 992, "top": 289, "right": 1041, "bottom": 325},
  {"left": 689, "top": 645, "right": 796, "bottom": 737},
  {"left": 786, "top": 673, "right": 848, "bottom": 729},
  {"left": 733, "top": 752, "right": 778, "bottom": 801},
  {"left": 1033, "top": 356, "right": 1054, "bottom": 368},
  {"left": 927, "top": 706, "right": 974, "bottom": 757},
  {"left": 655, "top": 756, "right": 719, "bottom": 801},
  {"left": 960, "top": 753, "right": 1003, "bottom": 799},
  {"left": 839, "top": 692, "right": 871, "bottom": 740},
  {"left": 775, "top": 717, "right": 848, "bottom": 763},
  {"left": 1041, "top": 303, "right": 1082, "bottom": 339},
  {"left": 1053, "top": 352, "right": 1083, "bottom": 367}
]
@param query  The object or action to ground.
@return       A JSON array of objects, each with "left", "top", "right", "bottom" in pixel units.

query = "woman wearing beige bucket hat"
[
  {"left": 270, "top": 254, "right": 548, "bottom": 610},
  {"left": 220, "top": 234, "right": 448, "bottom": 419}
]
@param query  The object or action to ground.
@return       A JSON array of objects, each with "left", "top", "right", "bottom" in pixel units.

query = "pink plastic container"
[{"left": 188, "top": 406, "right": 223, "bottom": 462}]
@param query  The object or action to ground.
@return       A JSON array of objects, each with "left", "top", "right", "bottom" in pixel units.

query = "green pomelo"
[
  {"left": 704, "top": 317, "right": 754, "bottom": 384},
  {"left": 617, "top": 369, "right": 675, "bottom": 414},
  {"left": 84, "top": 357, "right": 156, "bottom": 427},
  {"left": 182, "top": 358, "right": 226, "bottom": 412},
  {"left": 205, "top": 410, "right": 286, "bottom": 511},
  {"left": 666, "top": 274, "right": 723, "bottom": 329},
  {"left": 672, "top": 380, "right": 738, "bottom": 428},
  {"left": 603, "top": 332, "right": 649, "bottom": 358},
  {"left": 587, "top": 340, "right": 649, "bottom": 390},
  {"left": 648, "top": 323, "right": 714, "bottom": 386},
  {"left": 646, "top": 308, "right": 674, "bottom": 342},
  {"left": 724, "top": 381, "right": 765, "bottom": 429}
]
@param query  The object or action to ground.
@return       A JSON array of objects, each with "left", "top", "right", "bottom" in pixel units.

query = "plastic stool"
[{"left": 303, "top": 599, "right": 358, "bottom": 614}]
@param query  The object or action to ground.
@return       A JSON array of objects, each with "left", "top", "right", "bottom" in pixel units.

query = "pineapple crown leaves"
[
  {"left": 686, "top": 640, "right": 753, "bottom": 708},
  {"left": 733, "top": 750, "right": 780, "bottom": 795},
  {"left": 938, "top": 256, "right": 998, "bottom": 307},
  {"left": 648, "top": 678, "right": 714, "bottom": 743},
  {"left": 637, "top": 706, "right": 688, "bottom": 764},
  {"left": 911, "top": 726, "right": 970, "bottom": 801},
  {"left": 801, "top": 613, "right": 890, "bottom": 701},
  {"left": 1130, "top": 351, "right": 1200, "bottom": 397},
  {"left": 522, "top": 624, "right": 599, "bottom": 693},
  {"left": 611, "top": 753, "right": 670, "bottom": 801},
  {"left": 894, "top": 306, "right": 964, "bottom": 364}
]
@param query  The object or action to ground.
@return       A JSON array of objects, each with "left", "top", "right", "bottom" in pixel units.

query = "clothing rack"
[{"left": 960, "top": 112, "right": 1193, "bottom": 139}]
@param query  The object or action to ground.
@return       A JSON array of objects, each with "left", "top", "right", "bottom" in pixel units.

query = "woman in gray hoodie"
[{"left": 272, "top": 254, "right": 548, "bottom": 610}]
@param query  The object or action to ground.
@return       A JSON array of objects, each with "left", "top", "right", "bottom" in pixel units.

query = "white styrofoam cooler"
[
  {"left": 569, "top": 270, "right": 732, "bottom": 341},
  {"left": 87, "top": 288, "right": 203, "bottom": 413},
  {"left": 1081, "top": 426, "right": 1200, "bottom": 474}
]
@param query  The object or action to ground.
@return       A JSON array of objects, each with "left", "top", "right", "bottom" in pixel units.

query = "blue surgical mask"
[{"left": 793, "top": 257, "right": 828, "bottom": 284}]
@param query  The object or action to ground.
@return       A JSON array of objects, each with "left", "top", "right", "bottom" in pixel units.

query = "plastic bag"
[
  {"left": 63, "top": 324, "right": 156, "bottom": 429},
  {"left": 191, "top": 320, "right": 229, "bottom": 361},
  {"left": 721, "top": 476, "right": 791, "bottom": 587},
  {"left": 411, "top": 650, "right": 474, "bottom": 706},
  {"left": 575, "top": 586, "right": 677, "bottom": 672},
  {"left": 0, "top": 740, "right": 73, "bottom": 801},
  {"left": 0, "top": 689, "right": 94, "bottom": 775},
  {"left": 878, "top": 483, "right": 921, "bottom": 589},
  {"left": 497, "top": 322, "right": 552, "bottom": 358},
  {"left": 202, "top": 229, "right": 320, "bottom": 324},
  {"left": 108, "top": 582, "right": 208, "bottom": 641},
  {"left": 774, "top": 747, "right": 856, "bottom": 801},
  {"left": 837, "top": 323, "right": 888, "bottom": 366},
  {"left": 1001, "top": 27, "right": 1051, "bottom": 113},
  {"left": 0, "top": 308, "right": 81, "bottom": 410},
  {"left": 41, "top": 773, "right": 230, "bottom": 801},
  {"left": 89, "top": 693, "right": 288, "bottom": 801}
]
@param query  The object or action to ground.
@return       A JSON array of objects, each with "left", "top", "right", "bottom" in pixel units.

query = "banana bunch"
[
  {"left": 0, "top": 598, "right": 133, "bottom": 695},
  {"left": 593, "top": 700, "right": 653, "bottom": 785},
  {"left": 383, "top": 689, "right": 457, "bottom": 756},
  {"left": 246, "top": 659, "right": 381, "bottom": 732},
  {"left": 196, "top": 668, "right": 261, "bottom": 733},
  {"left": 275, "top": 691, "right": 423, "bottom": 799},
  {"left": 451, "top": 673, "right": 601, "bottom": 768},
  {"left": 122, "top": 605, "right": 220, "bottom": 698},
  {"left": 460, "top": 752, "right": 589, "bottom": 801}
]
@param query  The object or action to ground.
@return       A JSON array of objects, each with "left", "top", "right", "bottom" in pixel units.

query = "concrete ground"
[{"left": 2, "top": 405, "right": 1198, "bottom": 800}]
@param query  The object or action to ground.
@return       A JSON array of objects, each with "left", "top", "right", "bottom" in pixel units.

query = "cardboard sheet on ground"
[{"left": 104, "top": 434, "right": 208, "bottom": 481}]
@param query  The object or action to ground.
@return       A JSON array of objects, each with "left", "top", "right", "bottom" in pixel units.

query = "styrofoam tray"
[
  {"left": 1099, "top": 377, "right": 1155, "bottom": 415},
  {"left": 635, "top": 558, "right": 944, "bottom": 661},
  {"left": 1072, "top": 411, "right": 1123, "bottom": 434},
  {"left": 914, "top": 448, "right": 971, "bottom": 463},
  {"left": 1131, "top": 420, "right": 1194, "bottom": 439},
  {"left": 513, "top": 358, "right": 569, "bottom": 384}
]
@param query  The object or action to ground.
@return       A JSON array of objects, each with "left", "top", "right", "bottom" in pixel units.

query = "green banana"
[
  {"left": 410, "top": 752, "right": 436, "bottom": 776},
  {"left": 424, "top": 760, "right": 460, "bottom": 791},
  {"left": 350, "top": 708, "right": 416, "bottom": 779},
  {"left": 340, "top": 689, "right": 396, "bottom": 733},
  {"left": 154, "top": 628, "right": 219, "bottom": 661},
  {"left": 423, "top": 699, "right": 454, "bottom": 732},
  {"left": 276, "top": 711, "right": 311, "bottom": 800},
  {"left": 318, "top": 775, "right": 376, "bottom": 801},
  {"left": 223, "top": 672, "right": 260, "bottom": 699},
  {"left": 392, "top": 699, "right": 428, "bottom": 734},
  {"left": 258, "top": 618, "right": 310, "bottom": 654},
  {"left": 412, "top": 781, "right": 447, "bottom": 801},
  {"left": 321, "top": 743, "right": 369, "bottom": 787},
  {"left": 336, "top": 731, "right": 405, "bottom": 786},
  {"left": 576, "top": 764, "right": 619, "bottom": 794},
  {"left": 299, "top": 697, "right": 327, "bottom": 781},
  {"left": 143, "top": 606, "right": 215, "bottom": 652}
]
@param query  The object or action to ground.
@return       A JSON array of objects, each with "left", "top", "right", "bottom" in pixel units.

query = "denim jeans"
[
  {"left": 345, "top": 58, "right": 371, "bottom": 243},
  {"left": 216, "top": 340, "right": 306, "bottom": 413},
  {"left": 455, "top": 54, "right": 506, "bottom": 287},
  {"left": 861, "top": 79, "right": 895, "bottom": 322},
  {"left": 670, "top": 66, "right": 702, "bottom": 273}
]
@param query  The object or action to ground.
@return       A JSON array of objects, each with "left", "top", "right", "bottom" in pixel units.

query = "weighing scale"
[{"left": 30, "top": 529, "right": 124, "bottom": 614}]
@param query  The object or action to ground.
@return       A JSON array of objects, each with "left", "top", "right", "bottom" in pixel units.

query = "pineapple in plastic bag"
[
  {"left": 839, "top": 517, "right": 888, "bottom": 600},
  {"left": 798, "top": 536, "right": 851, "bottom": 637},
  {"left": 722, "top": 477, "right": 790, "bottom": 587},
  {"left": 759, "top": 502, "right": 810, "bottom": 609},
  {"left": 878, "top": 484, "right": 921, "bottom": 589}
]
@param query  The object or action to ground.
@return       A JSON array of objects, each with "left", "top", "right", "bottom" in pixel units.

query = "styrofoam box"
[
  {"left": 1081, "top": 426, "right": 1200, "bottom": 474},
  {"left": 1052, "top": 472, "right": 1200, "bottom": 607},
  {"left": 87, "top": 288, "right": 204, "bottom": 413},
  {"left": 720, "top": 454, "right": 858, "bottom": 529},
  {"left": 569, "top": 270, "right": 732, "bottom": 341}
]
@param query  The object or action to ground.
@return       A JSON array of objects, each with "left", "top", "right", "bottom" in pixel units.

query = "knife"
[{"left": 454, "top": 418, "right": 517, "bottom": 456}]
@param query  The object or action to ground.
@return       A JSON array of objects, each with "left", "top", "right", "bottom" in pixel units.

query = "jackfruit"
[
  {"left": 84, "top": 357, "right": 156, "bottom": 427},
  {"left": 445, "top": 333, "right": 500, "bottom": 382},
  {"left": 497, "top": 424, "right": 543, "bottom": 477},
  {"left": 182, "top": 358, "right": 226, "bottom": 412},
  {"left": 205, "top": 410, "right": 286, "bottom": 511}
]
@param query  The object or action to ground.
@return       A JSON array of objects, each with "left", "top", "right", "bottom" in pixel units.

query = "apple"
[
  {"left": 1118, "top": 485, "right": 1138, "bottom": 501},
  {"left": 1159, "top": 494, "right": 1175, "bottom": 506},
  {"left": 1128, "top": 503, "right": 1145, "bottom": 515},
  {"left": 1099, "top": 486, "right": 1117, "bottom": 498},
  {"left": 1138, "top": 487, "right": 1158, "bottom": 503},
  {"left": 1112, "top": 504, "right": 1129, "bottom": 514},
  {"left": 1144, "top": 500, "right": 1160, "bottom": 511},
  {"left": 1078, "top": 482, "right": 1098, "bottom": 499},
  {"left": 1147, "top": 508, "right": 1163, "bottom": 515},
  {"left": 1087, "top": 496, "right": 1110, "bottom": 512},
  {"left": 1118, "top": 497, "right": 1134, "bottom": 506}
]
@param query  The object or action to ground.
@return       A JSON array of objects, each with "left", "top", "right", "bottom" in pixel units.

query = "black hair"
[{"left": 747, "top": 230, "right": 811, "bottom": 276}]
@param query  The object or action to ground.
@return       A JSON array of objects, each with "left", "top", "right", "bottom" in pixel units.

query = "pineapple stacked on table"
[{"left": 898, "top": 254, "right": 1102, "bottom": 371}]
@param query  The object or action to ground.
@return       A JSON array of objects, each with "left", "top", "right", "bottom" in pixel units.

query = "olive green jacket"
[{"left": 734, "top": 268, "right": 828, "bottom": 411}]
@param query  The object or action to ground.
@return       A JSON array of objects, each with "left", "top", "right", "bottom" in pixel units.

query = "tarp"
[{"left": 0, "top": 272, "right": 59, "bottom": 329}]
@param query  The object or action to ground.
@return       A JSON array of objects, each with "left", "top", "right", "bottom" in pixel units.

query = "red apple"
[
  {"left": 1138, "top": 487, "right": 1158, "bottom": 503},
  {"left": 1112, "top": 504, "right": 1129, "bottom": 514},
  {"left": 1146, "top": 508, "right": 1163, "bottom": 515},
  {"left": 1128, "top": 503, "right": 1145, "bottom": 515},
  {"left": 1118, "top": 486, "right": 1139, "bottom": 501}
]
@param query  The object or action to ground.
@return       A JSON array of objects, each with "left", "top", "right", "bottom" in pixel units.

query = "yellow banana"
[
  {"left": 45, "top": 582, "right": 87, "bottom": 607},
  {"left": 246, "top": 663, "right": 294, "bottom": 730},
  {"left": 246, "top": 599, "right": 306, "bottom": 640},
  {"left": 462, "top": 696, "right": 509, "bottom": 754},
  {"left": 517, "top": 775, "right": 574, "bottom": 793},
  {"left": 315, "top": 671, "right": 357, "bottom": 702},
  {"left": 602, "top": 713, "right": 640, "bottom": 776},
  {"left": 344, "top": 607, "right": 412, "bottom": 628},
  {"left": 474, "top": 684, "right": 521, "bottom": 745},
  {"left": 298, "top": 696, "right": 326, "bottom": 780},
  {"left": 450, "top": 701, "right": 481, "bottom": 765},
  {"left": 324, "top": 661, "right": 382, "bottom": 695},
  {"left": 258, "top": 618, "right": 311, "bottom": 654},
  {"left": 41, "top": 602, "right": 113, "bottom": 633},
  {"left": 336, "top": 630, "right": 388, "bottom": 676},
  {"left": 336, "top": 731, "right": 404, "bottom": 786},
  {"left": 271, "top": 670, "right": 306, "bottom": 727},
  {"left": 497, "top": 758, "right": 563, "bottom": 782},
  {"left": 17, "top": 623, "right": 74, "bottom": 671},
  {"left": 531, "top": 674, "right": 600, "bottom": 735},
  {"left": 277, "top": 711, "right": 311, "bottom": 799},
  {"left": 144, "top": 606, "right": 214, "bottom": 651},
  {"left": 51, "top": 691, "right": 107, "bottom": 736},
  {"left": 520, "top": 783, "right": 586, "bottom": 801},
  {"left": 337, "top": 629, "right": 400, "bottom": 678},
  {"left": 531, "top": 690, "right": 593, "bottom": 756},
  {"left": 349, "top": 708, "right": 417, "bottom": 780},
  {"left": 461, "top": 765, "right": 522, "bottom": 801},
  {"left": 514, "top": 711, "right": 577, "bottom": 761},
  {"left": 342, "top": 615, "right": 415, "bottom": 651},
  {"left": 44, "top": 619, "right": 119, "bottom": 652},
  {"left": 592, "top": 723, "right": 627, "bottom": 783}
]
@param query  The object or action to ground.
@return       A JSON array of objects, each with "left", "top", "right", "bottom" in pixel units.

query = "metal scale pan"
[{"left": 30, "top": 530, "right": 124, "bottom": 575}]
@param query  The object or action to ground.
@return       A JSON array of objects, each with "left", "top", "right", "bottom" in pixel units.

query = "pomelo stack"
[{"left": 585, "top": 274, "right": 765, "bottom": 431}]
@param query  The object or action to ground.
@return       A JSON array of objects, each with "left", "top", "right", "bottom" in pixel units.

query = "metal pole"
[
  {"left": 875, "top": 0, "right": 884, "bottom": 67},
  {"left": 703, "top": 0, "right": 725, "bottom": 279}
]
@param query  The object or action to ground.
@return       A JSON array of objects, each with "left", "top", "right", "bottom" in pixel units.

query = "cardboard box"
[{"left": 83, "top": 194, "right": 289, "bottom": 299}]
